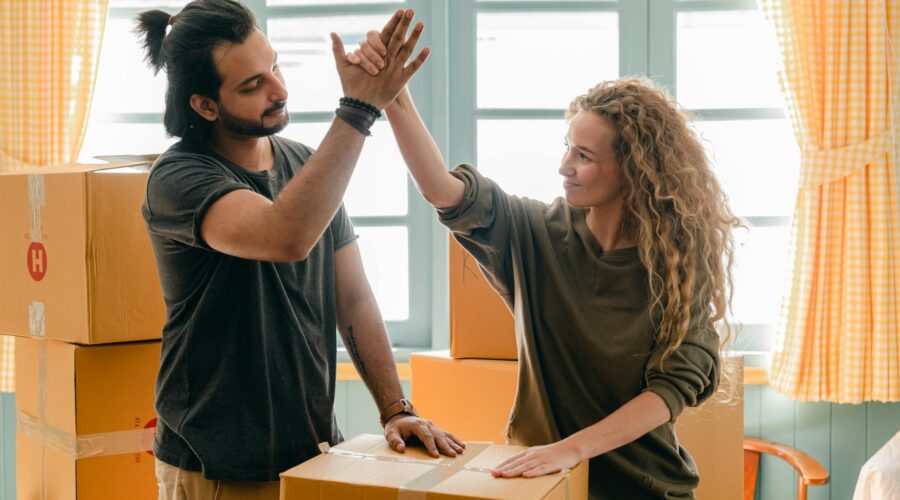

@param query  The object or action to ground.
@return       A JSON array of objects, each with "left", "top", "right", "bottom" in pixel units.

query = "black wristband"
[
  {"left": 335, "top": 105, "right": 376, "bottom": 136},
  {"left": 339, "top": 97, "right": 382, "bottom": 119}
]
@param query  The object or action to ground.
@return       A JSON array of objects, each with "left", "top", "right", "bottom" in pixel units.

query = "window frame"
[
  {"left": 102, "top": 0, "right": 435, "bottom": 356},
  {"left": 97, "top": 0, "right": 790, "bottom": 356},
  {"left": 443, "top": 0, "right": 790, "bottom": 352},
  {"left": 654, "top": 0, "right": 791, "bottom": 352}
]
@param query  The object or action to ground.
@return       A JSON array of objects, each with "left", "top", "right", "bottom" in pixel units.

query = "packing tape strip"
[
  {"left": 28, "top": 174, "right": 46, "bottom": 339},
  {"left": 28, "top": 174, "right": 44, "bottom": 243},
  {"left": 38, "top": 328, "right": 47, "bottom": 500},
  {"left": 318, "top": 441, "right": 493, "bottom": 500},
  {"left": 17, "top": 411, "right": 156, "bottom": 459},
  {"left": 29, "top": 301, "right": 45, "bottom": 339}
]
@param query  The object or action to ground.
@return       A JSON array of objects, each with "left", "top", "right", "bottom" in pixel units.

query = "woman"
[{"left": 351, "top": 30, "right": 740, "bottom": 499}]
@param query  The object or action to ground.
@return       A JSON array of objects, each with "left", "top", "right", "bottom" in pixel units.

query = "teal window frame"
[
  {"left": 102, "top": 0, "right": 787, "bottom": 356},
  {"left": 441, "top": 0, "right": 788, "bottom": 352}
]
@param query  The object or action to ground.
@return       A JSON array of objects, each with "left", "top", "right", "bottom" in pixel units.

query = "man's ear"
[{"left": 189, "top": 94, "right": 219, "bottom": 123}]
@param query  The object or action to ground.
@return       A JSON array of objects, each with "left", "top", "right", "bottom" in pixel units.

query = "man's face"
[{"left": 211, "top": 28, "right": 289, "bottom": 137}]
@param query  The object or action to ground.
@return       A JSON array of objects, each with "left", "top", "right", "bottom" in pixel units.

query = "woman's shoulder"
[{"left": 535, "top": 196, "right": 578, "bottom": 230}]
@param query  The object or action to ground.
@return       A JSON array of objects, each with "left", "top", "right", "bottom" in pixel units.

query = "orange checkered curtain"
[
  {"left": 763, "top": 0, "right": 900, "bottom": 403},
  {"left": 0, "top": 0, "right": 109, "bottom": 391}
]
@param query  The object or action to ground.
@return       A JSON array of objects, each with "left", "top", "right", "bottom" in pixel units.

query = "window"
[
  {"left": 669, "top": 0, "right": 798, "bottom": 351},
  {"left": 83, "top": 0, "right": 796, "bottom": 354}
]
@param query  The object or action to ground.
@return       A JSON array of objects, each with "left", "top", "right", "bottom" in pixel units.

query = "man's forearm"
[
  {"left": 338, "top": 296, "right": 404, "bottom": 413},
  {"left": 269, "top": 119, "right": 366, "bottom": 258}
]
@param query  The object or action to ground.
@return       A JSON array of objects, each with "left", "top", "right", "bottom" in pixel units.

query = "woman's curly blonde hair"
[{"left": 567, "top": 77, "right": 742, "bottom": 371}]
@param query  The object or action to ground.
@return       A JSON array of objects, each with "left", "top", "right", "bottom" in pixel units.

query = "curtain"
[{"left": 764, "top": 0, "right": 899, "bottom": 402}]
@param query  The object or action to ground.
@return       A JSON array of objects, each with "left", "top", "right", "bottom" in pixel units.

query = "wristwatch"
[{"left": 379, "top": 398, "right": 418, "bottom": 427}]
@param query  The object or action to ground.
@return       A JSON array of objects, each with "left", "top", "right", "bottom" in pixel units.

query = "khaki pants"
[{"left": 156, "top": 459, "right": 280, "bottom": 500}]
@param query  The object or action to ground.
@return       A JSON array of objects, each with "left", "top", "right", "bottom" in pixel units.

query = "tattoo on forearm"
[{"left": 345, "top": 325, "right": 368, "bottom": 378}]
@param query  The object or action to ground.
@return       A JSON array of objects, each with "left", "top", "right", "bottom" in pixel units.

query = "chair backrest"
[{"left": 743, "top": 437, "right": 830, "bottom": 500}]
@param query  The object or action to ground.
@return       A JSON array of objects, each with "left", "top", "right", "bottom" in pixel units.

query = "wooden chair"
[{"left": 744, "top": 437, "right": 830, "bottom": 500}]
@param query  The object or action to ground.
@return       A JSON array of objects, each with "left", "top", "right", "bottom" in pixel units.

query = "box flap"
[{"left": 0, "top": 161, "right": 151, "bottom": 176}]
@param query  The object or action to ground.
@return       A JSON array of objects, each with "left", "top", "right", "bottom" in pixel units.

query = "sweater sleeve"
[
  {"left": 642, "top": 326, "right": 720, "bottom": 422},
  {"left": 437, "top": 163, "right": 531, "bottom": 299}
]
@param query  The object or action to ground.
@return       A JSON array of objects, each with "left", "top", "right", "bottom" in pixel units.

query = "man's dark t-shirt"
[{"left": 142, "top": 135, "right": 357, "bottom": 482}]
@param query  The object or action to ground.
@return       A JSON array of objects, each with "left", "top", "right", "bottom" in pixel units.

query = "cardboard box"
[
  {"left": 0, "top": 162, "right": 165, "bottom": 344},
  {"left": 410, "top": 351, "right": 743, "bottom": 500},
  {"left": 411, "top": 352, "right": 517, "bottom": 444},
  {"left": 280, "top": 433, "right": 588, "bottom": 499},
  {"left": 449, "top": 237, "right": 517, "bottom": 360},
  {"left": 15, "top": 337, "right": 160, "bottom": 499}
]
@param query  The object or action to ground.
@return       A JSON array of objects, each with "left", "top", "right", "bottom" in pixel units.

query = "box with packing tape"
[
  {"left": 15, "top": 336, "right": 160, "bottom": 499},
  {"left": 449, "top": 237, "right": 517, "bottom": 360},
  {"left": 280, "top": 433, "right": 588, "bottom": 499},
  {"left": 0, "top": 161, "right": 165, "bottom": 344},
  {"left": 410, "top": 350, "right": 744, "bottom": 500}
]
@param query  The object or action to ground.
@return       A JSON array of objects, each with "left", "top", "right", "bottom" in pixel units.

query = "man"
[{"left": 135, "top": 1, "right": 463, "bottom": 497}]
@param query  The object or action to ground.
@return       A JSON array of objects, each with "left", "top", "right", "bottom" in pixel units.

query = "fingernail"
[{"left": 378, "top": 61, "right": 384, "bottom": 68}]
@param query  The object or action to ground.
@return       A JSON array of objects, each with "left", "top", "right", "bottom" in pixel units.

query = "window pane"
[
  {"left": 78, "top": 123, "right": 176, "bottom": 162},
  {"left": 268, "top": 15, "right": 387, "bottom": 113},
  {"left": 694, "top": 119, "right": 799, "bottom": 217},
  {"left": 677, "top": 10, "right": 784, "bottom": 109},
  {"left": 477, "top": 12, "right": 618, "bottom": 109},
  {"left": 92, "top": 19, "right": 168, "bottom": 115},
  {"left": 732, "top": 225, "right": 792, "bottom": 325},
  {"left": 477, "top": 119, "right": 568, "bottom": 203},
  {"left": 356, "top": 227, "right": 409, "bottom": 321},
  {"left": 280, "top": 121, "right": 408, "bottom": 216}
]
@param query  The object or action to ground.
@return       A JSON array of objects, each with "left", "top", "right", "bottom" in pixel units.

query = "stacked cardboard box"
[
  {"left": 15, "top": 339, "right": 160, "bottom": 499},
  {"left": 0, "top": 162, "right": 164, "bottom": 499},
  {"left": 408, "top": 237, "right": 743, "bottom": 499},
  {"left": 448, "top": 238, "right": 517, "bottom": 360}
]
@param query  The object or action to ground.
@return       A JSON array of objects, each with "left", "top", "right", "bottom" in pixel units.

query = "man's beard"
[{"left": 218, "top": 100, "right": 289, "bottom": 137}]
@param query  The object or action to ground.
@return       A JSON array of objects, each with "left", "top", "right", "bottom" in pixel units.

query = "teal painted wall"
[
  {"left": 745, "top": 385, "right": 900, "bottom": 500},
  {"left": 1, "top": 392, "right": 14, "bottom": 500},
  {"left": 1, "top": 382, "right": 897, "bottom": 499}
]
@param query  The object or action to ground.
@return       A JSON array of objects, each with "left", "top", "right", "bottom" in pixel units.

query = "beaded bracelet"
[{"left": 339, "top": 97, "right": 382, "bottom": 119}]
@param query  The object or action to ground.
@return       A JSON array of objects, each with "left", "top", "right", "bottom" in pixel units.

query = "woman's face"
[{"left": 559, "top": 111, "right": 624, "bottom": 210}]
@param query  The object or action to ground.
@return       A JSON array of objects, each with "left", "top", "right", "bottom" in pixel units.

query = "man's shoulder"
[
  {"left": 271, "top": 135, "right": 315, "bottom": 159},
  {"left": 152, "top": 141, "right": 227, "bottom": 172}
]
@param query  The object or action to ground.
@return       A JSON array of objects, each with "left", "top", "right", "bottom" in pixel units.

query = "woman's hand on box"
[
  {"left": 491, "top": 441, "right": 582, "bottom": 479},
  {"left": 384, "top": 415, "right": 466, "bottom": 458}
]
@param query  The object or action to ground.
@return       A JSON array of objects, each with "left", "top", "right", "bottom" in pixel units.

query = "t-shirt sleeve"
[
  {"left": 330, "top": 203, "right": 358, "bottom": 250},
  {"left": 143, "top": 157, "right": 248, "bottom": 250},
  {"left": 642, "top": 325, "right": 721, "bottom": 422}
]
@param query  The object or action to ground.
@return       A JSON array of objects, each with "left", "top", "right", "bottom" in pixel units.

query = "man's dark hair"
[{"left": 135, "top": 0, "right": 257, "bottom": 143}]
